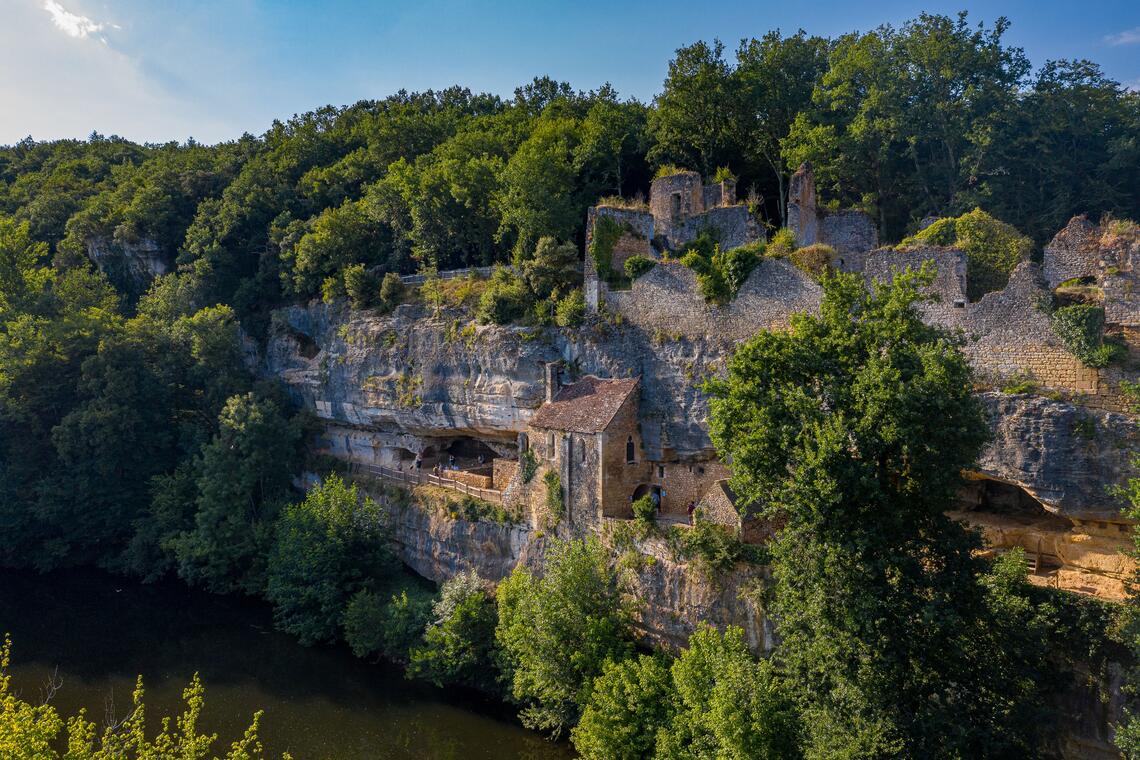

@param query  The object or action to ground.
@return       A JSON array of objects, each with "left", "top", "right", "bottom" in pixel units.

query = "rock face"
[
  {"left": 267, "top": 302, "right": 559, "bottom": 442},
  {"left": 373, "top": 481, "right": 772, "bottom": 653},
  {"left": 85, "top": 236, "right": 170, "bottom": 293},
  {"left": 977, "top": 393, "right": 1137, "bottom": 520}
]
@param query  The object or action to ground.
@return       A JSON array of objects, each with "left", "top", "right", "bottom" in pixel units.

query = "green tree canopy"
[{"left": 707, "top": 267, "right": 1046, "bottom": 757}]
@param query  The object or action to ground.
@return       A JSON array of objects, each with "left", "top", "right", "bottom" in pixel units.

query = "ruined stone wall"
[
  {"left": 649, "top": 171, "right": 704, "bottom": 244},
  {"left": 585, "top": 206, "right": 655, "bottom": 311},
  {"left": 820, "top": 209, "right": 880, "bottom": 256},
  {"left": 786, "top": 162, "right": 877, "bottom": 256},
  {"left": 440, "top": 468, "right": 494, "bottom": 489},
  {"left": 696, "top": 481, "right": 738, "bottom": 526},
  {"left": 672, "top": 205, "right": 757, "bottom": 252},
  {"left": 1044, "top": 216, "right": 1102, "bottom": 289},
  {"left": 603, "top": 258, "right": 822, "bottom": 342},
  {"left": 492, "top": 458, "right": 517, "bottom": 490}
]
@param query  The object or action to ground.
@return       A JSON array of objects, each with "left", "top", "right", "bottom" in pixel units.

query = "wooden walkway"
[{"left": 348, "top": 461, "right": 505, "bottom": 505}]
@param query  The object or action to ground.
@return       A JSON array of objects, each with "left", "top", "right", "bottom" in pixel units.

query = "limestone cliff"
[{"left": 85, "top": 236, "right": 170, "bottom": 293}]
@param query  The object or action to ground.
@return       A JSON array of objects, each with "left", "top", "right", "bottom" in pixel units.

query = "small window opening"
[
  {"left": 626, "top": 436, "right": 635, "bottom": 464},
  {"left": 658, "top": 465, "right": 665, "bottom": 478},
  {"left": 953, "top": 298, "right": 966, "bottom": 308},
  {"left": 670, "top": 192, "right": 681, "bottom": 219}
]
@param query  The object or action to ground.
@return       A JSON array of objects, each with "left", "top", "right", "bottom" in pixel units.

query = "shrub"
[
  {"left": 653, "top": 164, "right": 689, "bottom": 179},
  {"left": 766, "top": 228, "right": 798, "bottom": 258},
  {"left": 623, "top": 255, "right": 657, "bottom": 280},
  {"left": 379, "top": 271, "right": 404, "bottom": 312},
  {"left": 712, "top": 166, "right": 736, "bottom": 183},
  {"left": 632, "top": 494, "right": 657, "bottom": 524},
  {"left": 1051, "top": 303, "right": 1119, "bottom": 367},
  {"left": 900, "top": 208, "right": 1032, "bottom": 299},
  {"left": 669, "top": 515, "right": 762, "bottom": 581},
  {"left": 1002, "top": 377, "right": 1040, "bottom": 395},
  {"left": 522, "top": 237, "right": 580, "bottom": 299},
  {"left": 555, "top": 288, "right": 586, "bottom": 328},
  {"left": 495, "top": 537, "right": 633, "bottom": 737},
  {"left": 265, "top": 474, "right": 395, "bottom": 645},
  {"left": 343, "top": 263, "right": 377, "bottom": 309},
  {"left": 343, "top": 586, "right": 433, "bottom": 662},
  {"left": 408, "top": 571, "right": 500, "bottom": 691},
  {"left": 790, "top": 243, "right": 837, "bottom": 278},
  {"left": 321, "top": 274, "right": 344, "bottom": 304},
  {"left": 680, "top": 234, "right": 760, "bottom": 306},
  {"left": 656, "top": 626, "right": 803, "bottom": 758},
  {"left": 719, "top": 244, "right": 761, "bottom": 293},
  {"left": 572, "top": 654, "right": 675, "bottom": 760},
  {"left": 476, "top": 266, "right": 530, "bottom": 325}
]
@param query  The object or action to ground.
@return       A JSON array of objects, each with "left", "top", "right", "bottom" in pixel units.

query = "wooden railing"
[{"left": 349, "top": 461, "right": 504, "bottom": 505}]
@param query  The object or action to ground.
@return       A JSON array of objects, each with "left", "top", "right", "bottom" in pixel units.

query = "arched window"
[{"left": 626, "top": 436, "right": 635, "bottom": 464}]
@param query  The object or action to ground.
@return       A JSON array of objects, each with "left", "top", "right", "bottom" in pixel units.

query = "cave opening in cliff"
[
  {"left": 441, "top": 438, "right": 502, "bottom": 472},
  {"left": 957, "top": 477, "right": 1069, "bottom": 526},
  {"left": 954, "top": 476, "right": 1073, "bottom": 574}
]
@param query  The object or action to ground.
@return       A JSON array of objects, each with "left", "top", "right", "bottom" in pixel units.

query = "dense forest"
[{"left": 2, "top": 10, "right": 1140, "bottom": 759}]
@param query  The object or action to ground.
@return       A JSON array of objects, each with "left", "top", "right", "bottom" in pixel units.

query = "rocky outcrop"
[
  {"left": 85, "top": 236, "right": 170, "bottom": 293},
  {"left": 976, "top": 393, "right": 1136, "bottom": 520},
  {"left": 372, "top": 484, "right": 771, "bottom": 652},
  {"left": 267, "top": 302, "right": 559, "bottom": 442}
]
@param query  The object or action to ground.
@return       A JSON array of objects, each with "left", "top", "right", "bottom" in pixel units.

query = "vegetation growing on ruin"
[
  {"left": 899, "top": 208, "right": 1033, "bottom": 299},
  {"left": 1050, "top": 303, "right": 1123, "bottom": 367},
  {"left": 680, "top": 232, "right": 762, "bottom": 305},
  {"left": 543, "top": 470, "right": 564, "bottom": 527},
  {"left": 587, "top": 215, "right": 630, "bottom": 287},
  {"left": 623, "top": 254, "right": 656, "bottom": 280},
  {"left": 789, "top": 242, "right": 836, "bottom": 278}
]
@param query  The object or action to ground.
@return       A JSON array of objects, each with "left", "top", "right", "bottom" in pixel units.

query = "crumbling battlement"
[
  {"left": 1044, "top": 216, "right": 1140, "bottom": 328},
  {"left": 787, "top": 162, "right": 879, "bottom": 256}
]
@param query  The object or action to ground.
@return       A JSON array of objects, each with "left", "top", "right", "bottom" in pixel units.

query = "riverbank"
[{"left": 0, "top": 567, "right": 571, "bottom": 759}]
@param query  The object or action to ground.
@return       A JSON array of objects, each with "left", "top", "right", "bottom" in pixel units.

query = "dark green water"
[{"left": 0, "top": 568, "right": 571, "bottom": 759}]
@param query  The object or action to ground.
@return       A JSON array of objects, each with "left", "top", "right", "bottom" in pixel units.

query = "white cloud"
[
  {"left": 0, "top": 0, "right": 237, "bottom": 144},
  {"left": 1105, "top": 27, "right": 1140, "bottom": 46},
  {"left": 42, "top": 0, "right": 116, "bottom": 41}
]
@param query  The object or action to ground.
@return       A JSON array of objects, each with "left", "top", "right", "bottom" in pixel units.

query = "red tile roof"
[{"left": 529, "top": 375, "right": 639, "bottom": 434}]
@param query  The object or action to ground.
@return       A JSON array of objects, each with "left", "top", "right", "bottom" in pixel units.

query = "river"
[{"left": 0, "top": 568, "right": 572, "bottom": 759}]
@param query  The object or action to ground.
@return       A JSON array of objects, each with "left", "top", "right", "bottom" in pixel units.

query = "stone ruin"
[
  {"left": 584, "top": 169, "right": 761, "bottom": 311},
  {"left": 785, "top": 162, "right": 879, "bottom": 259}
]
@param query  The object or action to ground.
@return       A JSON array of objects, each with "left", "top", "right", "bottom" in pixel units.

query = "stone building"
[{"left": 524, "top": 369, "right": 739, "bottom": 529}]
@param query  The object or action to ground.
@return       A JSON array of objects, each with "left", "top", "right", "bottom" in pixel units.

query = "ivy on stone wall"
[
  {"left": 520, "top": 449, "right": 539, "bottom": 483},
  {"left": 589, "top": 216, "right": 626, "bottom": 286},
  {"left": 1050, "top": 303, "right": 1116, "bottom": 367},
  {"left": 543, "top": 470, "right": 564, "bottom": 525}
]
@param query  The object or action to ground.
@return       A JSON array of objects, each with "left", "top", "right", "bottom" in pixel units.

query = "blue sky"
[{"left": 2, "top": 0, "right": 1138, "bottom": 145}]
